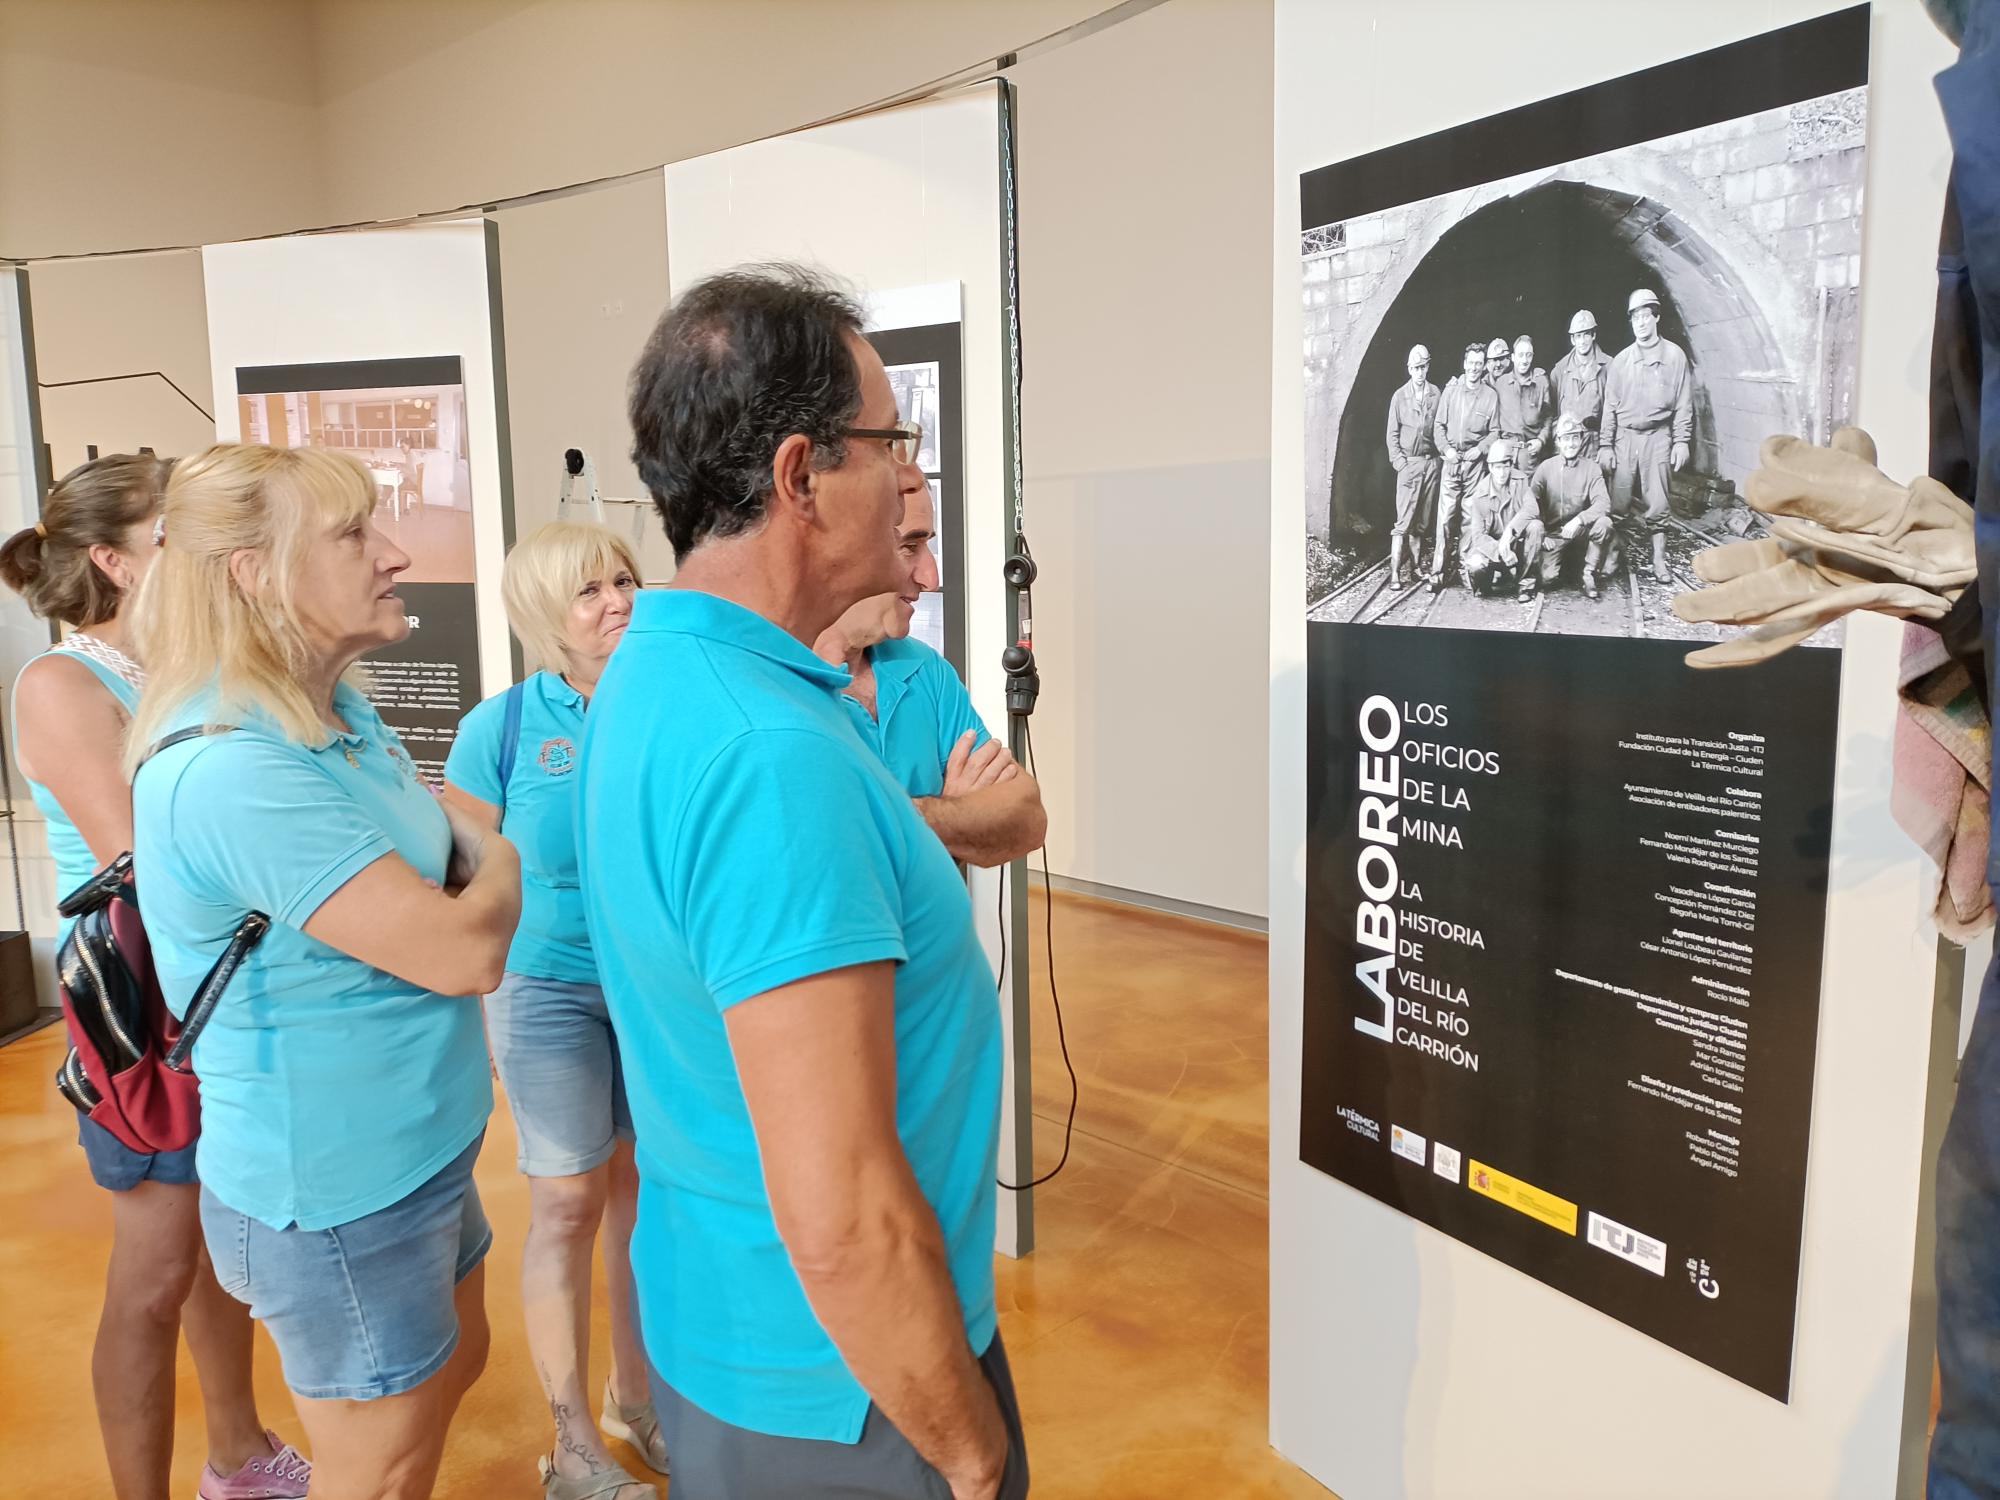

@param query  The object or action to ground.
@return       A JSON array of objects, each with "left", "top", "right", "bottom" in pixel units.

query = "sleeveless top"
[{"left": 14, "top": 637, "right": 143, "bottom": 923}]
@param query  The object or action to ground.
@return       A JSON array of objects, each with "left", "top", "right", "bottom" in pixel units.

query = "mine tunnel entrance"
[{"left": 1325, "top": 179, "right": 1791, "bottom": 550}]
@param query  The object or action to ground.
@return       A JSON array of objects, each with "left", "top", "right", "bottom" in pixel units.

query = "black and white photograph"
[
  {"left": 884, "top": 356, "right": 948, "bottom": 657},
  {"left": 1302, "top": 80, "right": 1867, "bottom": 641},
  {"left": 886, "top": 359, "right": 943, "bottom": 474}
]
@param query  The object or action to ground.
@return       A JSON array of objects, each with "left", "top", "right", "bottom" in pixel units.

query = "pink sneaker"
[{"left": 197, "top": 1430, "right": 312, "bottom": 1499}]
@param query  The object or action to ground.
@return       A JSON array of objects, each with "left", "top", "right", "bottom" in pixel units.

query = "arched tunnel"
[{"left": 1326, "top": 179, "right": 1797, "bottom": 546}]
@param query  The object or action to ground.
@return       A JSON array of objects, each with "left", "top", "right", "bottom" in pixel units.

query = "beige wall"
[
  {"left": 2, "top": 0, "right": 1121, "bottom": 260},
  {"left": 1012, "top": 0, "right": 1274, "bottom": 918},
  {"left": 492, "top": 177, "right": 676, "bottom": 581},
  {"left": 28, "top": 252, "right": 216, "bottom": 476},
  {"left": 0, "top": 0, "right": 323, "bottom": 259},
  {"left": 306, "top": 0, "right": 1117, "bottom": 230}
]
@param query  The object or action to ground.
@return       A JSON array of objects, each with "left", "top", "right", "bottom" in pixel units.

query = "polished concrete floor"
[{"left": 0, "top": 892, "right": 1329, "bottom": 1497}]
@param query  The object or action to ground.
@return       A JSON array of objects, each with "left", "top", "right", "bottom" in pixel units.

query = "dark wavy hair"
[
  {"left": 627, "top": 263, "right": 866, "bottom": 563},
  {"left": 0, "top": 453, "right": 169, "bottom": 626}
]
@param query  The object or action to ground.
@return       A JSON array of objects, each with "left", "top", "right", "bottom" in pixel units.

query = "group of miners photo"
[{"left": 1382, "top": 288, "right": 1689, "bottom": 612}]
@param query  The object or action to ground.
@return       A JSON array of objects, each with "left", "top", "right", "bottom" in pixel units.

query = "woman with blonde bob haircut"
[
  {"left": 129, "top": 443, "right": 521, "bottom": 1500},
  {"left": 443, "top": 521, "right": 664, "bottom": 1499}
]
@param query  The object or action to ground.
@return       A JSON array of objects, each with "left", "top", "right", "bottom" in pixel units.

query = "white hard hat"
[
  {"left": 1628, "top": 288, "right": 1661, "bottom": 314},
  {"left": 1568, "top": 309, "right": 1597, "bottom": 335}
]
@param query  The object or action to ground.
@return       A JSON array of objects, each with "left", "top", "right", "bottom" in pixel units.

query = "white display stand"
[
  {"left": 0, "top": 268, "right": 59, "bottom": 996},
  {"left": 1268, "top": 4, "right": 1958, "bottom": 1496},
  {"left": 663, "top": 85, "right": 1035, "bottom": 1256},
  {"left": 202, "top": 222, "right": 515, "bottom": 705}
]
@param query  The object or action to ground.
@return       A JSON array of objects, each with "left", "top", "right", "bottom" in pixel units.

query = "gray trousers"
[{"left": 647, "top": 1335, "right": 1030, "bottom": 1499}]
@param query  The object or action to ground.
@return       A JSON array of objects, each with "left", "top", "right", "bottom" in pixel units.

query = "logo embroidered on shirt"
[{"left": 538, "top": 737, "right": 577, "bottom": 775}]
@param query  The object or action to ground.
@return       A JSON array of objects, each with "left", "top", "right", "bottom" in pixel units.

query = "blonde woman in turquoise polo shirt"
[
  {"left": 128, "top": 445, "right": 521, "bottom": 1500},
  {"left": 442, "top": 521, "right": 667, "bottom": 1500}
]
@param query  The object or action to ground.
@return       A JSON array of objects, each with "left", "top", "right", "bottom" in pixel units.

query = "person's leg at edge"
[
  {"left": 1930, "top": 958, "right": 2000, "bottom": 1498},
  {"left": 180, "top": 1237, "right": 282, "bottom": 1478},
  {"left": 601, "top": 1140, "right": 650, "bottom": 1412},
  {"left": 523, "top": 1162, "right": 652, "bottom": 1489},
  {"left": 290, "top": 1263, "right": 490, "bottom": 1500},
  {"left": 94, "top": 1180, "right": 203, "bottom": 1500}
]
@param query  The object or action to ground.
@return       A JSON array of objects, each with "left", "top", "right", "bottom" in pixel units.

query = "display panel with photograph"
[
  {"left": 1296, "top": 9, "right": 1865, "bottom": 1401},
  {"left": 869, "top": 325, "right": 965, "bottom": 672},
  {"left": 237, "top": 355, "right": 484, "bottom": 781}
]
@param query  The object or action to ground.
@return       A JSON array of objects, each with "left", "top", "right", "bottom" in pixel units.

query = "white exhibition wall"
[
  {"left": 663, "top": 87, "right": 1033, "bottom": 1254},
  {"left": 1269, "top": 3, "right": 1957, "bottom": 1498},
  {"left": 1011, "top": 0, "right": 1275, "bottom": 924},
  {"left": 203, "top": 223, "right": 515, "bottom": 712},
  {"left": 0, "top": 269, "right": 54, "bottom": 987}
]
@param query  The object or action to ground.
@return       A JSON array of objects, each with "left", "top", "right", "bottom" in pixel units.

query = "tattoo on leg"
[{"left": 541, "top": 1361, "right": 609, "bottom": 1475}]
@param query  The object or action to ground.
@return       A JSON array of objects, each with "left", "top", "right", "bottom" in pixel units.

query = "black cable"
[
  {"left": 39, "top": 371, "right": 214, "bottom": 423},
  {"left": 997, "top": 717, "right": 1077, "bottom": 1191}
]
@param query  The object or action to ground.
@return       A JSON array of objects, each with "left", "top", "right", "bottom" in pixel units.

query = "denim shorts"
[
  {"left": 486, "top": 971, "right": 634, "bottom": 1177},
  {"left": 198, "top": 1131, "right": 492, "bottom": 1401},
  {"left": 77, "top": 1115, "right": 200, "bottom": 1192}
]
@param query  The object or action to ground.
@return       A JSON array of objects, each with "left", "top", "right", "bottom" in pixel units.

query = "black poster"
[
  {"left": 362, "top": 581, "right": 483, "bottom": 784},
  {"left": 1297, "top": 10, "right": 1868, "bottom": 1400},
  {"left": 237, "top": 356, "right": 485, "bottom": 779}
]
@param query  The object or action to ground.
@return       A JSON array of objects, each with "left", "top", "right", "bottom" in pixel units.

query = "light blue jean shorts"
[
  {"left": 485, "top": 971, "right": 634, "bottom": 1177},
  {"left": 198, "top": 1131, "right": 491, "bottom": 1401}
]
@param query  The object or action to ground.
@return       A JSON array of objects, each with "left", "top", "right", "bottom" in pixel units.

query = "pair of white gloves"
[{"left": 1672, "top": 430, "right": 1976, "bottom": 667}]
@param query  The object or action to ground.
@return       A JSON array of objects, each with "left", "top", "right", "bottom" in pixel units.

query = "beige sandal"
[
  {"left": 600, "top": 1382, "right": 672, "bottom": 1475},
  {"left": 536, "top": 1452, "right": 658, "bottom": 1500}
]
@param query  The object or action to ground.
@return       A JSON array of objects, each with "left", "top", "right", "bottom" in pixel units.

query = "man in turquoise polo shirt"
[
  {"left": 578, "top": 265, "right": 1027, "bottom": 1500},
  {"left": 812, "top": 481, "right": 1046, "bottom": 867}
]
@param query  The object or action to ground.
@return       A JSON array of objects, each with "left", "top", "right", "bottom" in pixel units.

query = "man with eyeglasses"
[
  {"left": 1384, "top": 343, "right": 1441, "bottom": 589},
  {"left": 1459, "top": 437, "right": 1541, "bottom": 599},
  {"left": 580, "top": 265, "right": 1029, "bottom": 1500},
  {"left": 813, "top": 479, "right": 1046, "bottom": 866},
  {"left": 1430, "top": 341, "right": 1501, "bottom": 592}
]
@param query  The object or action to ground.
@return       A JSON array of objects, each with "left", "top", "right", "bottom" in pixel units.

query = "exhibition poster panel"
[
  {"left": 236, "top": 355, "right": 483, "bottom": 781},
  {"left": 866, "top": 320, "right": 967, "bottom": 673},
  {"left": 1297, "top": 8, "right": 1867, "bottom": 1401}
]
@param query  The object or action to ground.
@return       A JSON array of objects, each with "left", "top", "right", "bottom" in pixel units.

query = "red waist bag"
[{"left": 52, "top": 727, "right": 269, "bottom": 1155}]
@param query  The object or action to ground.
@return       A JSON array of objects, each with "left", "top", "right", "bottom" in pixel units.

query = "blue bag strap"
[{"left": 496, "top": 680, "right": 527, "bottom": 828}]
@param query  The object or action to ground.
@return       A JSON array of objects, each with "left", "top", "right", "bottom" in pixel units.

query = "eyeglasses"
[{"left": 844, "top": 423, "right": 923, "bottom": 466}]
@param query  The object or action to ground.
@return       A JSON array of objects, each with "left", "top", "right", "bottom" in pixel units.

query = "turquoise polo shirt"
[
  {"left": 132, "top": 681, "right": 492, "bottom": 1231},
  {"left": 14, "top": 648, "right": 140, "bottom": 936},
  {"left": 842, "top": 637, "right": 989, "bottom": 798},
  {"left": 577, "top": 590, "right": 1002, "bottom": 1444},
  {"left": 445, "top": 670, "right": 594, "bottom": 984}
]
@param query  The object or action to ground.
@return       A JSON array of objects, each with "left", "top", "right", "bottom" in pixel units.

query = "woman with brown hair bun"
[{"left": 1, "top": 454, "right": 308, "bottom": 1500}]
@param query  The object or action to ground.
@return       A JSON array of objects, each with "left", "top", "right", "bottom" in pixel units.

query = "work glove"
[{"left": 1671, "top": 428, "right": 1974, "bottom": 668}]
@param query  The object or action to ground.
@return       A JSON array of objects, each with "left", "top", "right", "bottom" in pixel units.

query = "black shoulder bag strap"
[{"left": 137, "top": 726, "right": 274, "bottom": 1074}]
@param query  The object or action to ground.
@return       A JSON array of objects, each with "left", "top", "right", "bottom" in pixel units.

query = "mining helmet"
[
  {"left": 1554, "top": 413, "right": 1587, "bottom": 438},
  {"left": 1489, "top": 437, "right": 1518, "bottom": 464},
  {"left": 1568, "top": 309, "right": 1597, "bottom": 335},
  {"left": 1628, "top": 288, "right": 1662, "bottom": 315}
]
